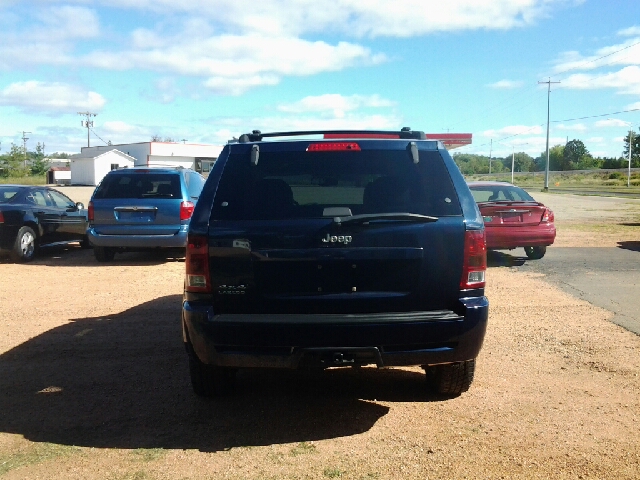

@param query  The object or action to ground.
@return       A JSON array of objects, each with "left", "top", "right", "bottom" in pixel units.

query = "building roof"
[{"left": 71, "top": 149, "right": 136, "bottom": 162}]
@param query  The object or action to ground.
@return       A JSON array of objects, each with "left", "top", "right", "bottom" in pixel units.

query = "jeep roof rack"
[{"left": 238, "top": 127, "right": 426, "bottom": 143}]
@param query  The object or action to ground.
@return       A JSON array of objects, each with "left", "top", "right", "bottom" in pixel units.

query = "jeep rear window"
[
  {"left": 93, "top": 173, "right": 181, "bottom": 199},
  {"left": 212, "top": 149, "right": 461, "bottom": 220}
]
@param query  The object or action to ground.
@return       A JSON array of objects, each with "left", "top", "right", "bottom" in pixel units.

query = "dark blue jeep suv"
[{"left": 182, "top": 129, "right": 488, "bottom": 397}]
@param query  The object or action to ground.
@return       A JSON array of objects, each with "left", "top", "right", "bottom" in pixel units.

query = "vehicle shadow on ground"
[
  {"left": 0, "top": 295, "right": 447, "bottom": 452},
  {"left": 0, "top": 247, "right": 185, "bottom": 267},
  {"left": 487, "top": 250, "right": 527, "bottom": 267},
  {"left": 617, "top": 241, "right": 640, "bottom": 252}
]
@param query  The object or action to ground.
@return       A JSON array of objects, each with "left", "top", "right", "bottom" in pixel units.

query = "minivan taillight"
[
  {"left": 460, "top": 230, "right": 486, "bottom": 290},
  {"left": 180, "top": 201, "right": 195, "bottom": 220},
  {"left": 185, "top": 234, "right": 210, "bottom": 293},
  {"left": 88, "top": 201, "right": 94, "bottom": 222}
]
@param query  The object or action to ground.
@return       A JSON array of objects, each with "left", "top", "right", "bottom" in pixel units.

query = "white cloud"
[
  {"left": 488, "top": 79, "right": 524, "bottom": 89},
  {"left": 595, "top": 118, "right": 632, "bottom": 128},
  {"left": 0, "top": 81, "right": 106, "bottom": 112},
  {"left": 70, "top": 0, "right": 571, "bottom": 38},
  {"left": 483, "top": 125, "right": 544, "bottom": 137},
  {"left": 278, "top": 94, "right": 395, "bottom": 117},
  {"left": 586, "top": 136, "right": 605, "bottom": 143},
  {"left": 102, "top": 121, "right": 143, "bottom": 135},
  {"left": 556, "top": 123, "right": 587, "bottom": 131},
  {"left": 618, "top": 26, "right": 640, "bottom": 37},
  {"left": 34, "top": 6, "right": 100, "bottom": 41},
  {"left": 561, "top": 66, "right": 640, "bottom": 95},
  {"left": 552, "top": 38, "right": 640, "bottom": 73}
]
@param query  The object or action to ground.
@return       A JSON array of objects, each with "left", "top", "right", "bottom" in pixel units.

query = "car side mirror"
[{"left": 75, "top": 202, "right": 85, "bottom": 210}]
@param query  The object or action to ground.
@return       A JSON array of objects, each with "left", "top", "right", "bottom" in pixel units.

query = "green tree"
[
  {"left": 623, "top": 129, "right": 640, "bottom": 168},
  {"left": 505, "top": 152, "right": 535, "bottom": 172},
  {"left": 545, "top": 145, "right": 565, "bottom": 171},
  {"left": 562, "top": 139, "right": 589, "bottom": 170},
  {"left": 0, "top": 144, "right": 29, "bottom": 178},
  {"left": 30, "top": 142, "right": 49, "bottom": 175}
]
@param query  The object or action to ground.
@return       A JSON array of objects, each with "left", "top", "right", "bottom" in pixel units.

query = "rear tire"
[
  {"left": 187, "top": 344, "right": 235, "bottom": 397},
  {"left": 94, "top": 246, "right": 115, "bottom": 262},
  {"left": 11, "top": 226, "right": 37, "bottom": 262},
  {"left": 524, "top": 246, "right": 546, "bottom": 259},
  {"left": 424, "top": 359, "right": 476, "bottom": 396}
]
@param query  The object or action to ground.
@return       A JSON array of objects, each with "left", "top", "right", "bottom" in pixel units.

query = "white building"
[
  {"left": 70, "top": 149, "right": 135, "bottom": 185},
  {"left": 79, "top": 141, "right": 222, "bottom": 173}
]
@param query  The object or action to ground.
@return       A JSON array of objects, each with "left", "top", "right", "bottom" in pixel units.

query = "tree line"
[
  {"left": 453, "top": 130, "right": 639, "bottom": 175},
  {"left": 0, "top": 143, "right": 70, "bottom": 178}
]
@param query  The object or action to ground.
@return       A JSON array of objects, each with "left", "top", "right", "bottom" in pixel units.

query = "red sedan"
[{"left": 467, "top": 181, "right": 556, "bottom": 259}]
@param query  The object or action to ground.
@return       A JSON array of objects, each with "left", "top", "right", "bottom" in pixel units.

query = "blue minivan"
[{"left": 87, "top": 167, "right": 205, "bottom": 261}]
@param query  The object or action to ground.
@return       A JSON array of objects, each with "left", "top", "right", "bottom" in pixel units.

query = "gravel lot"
[{"left": 0, "top": 190, "right": 639, "bottom": 479}]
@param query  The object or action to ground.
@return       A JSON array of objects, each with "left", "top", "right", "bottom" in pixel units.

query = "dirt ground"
[{"left": 0, "top": 190, "right": 639, "bottom": 479}]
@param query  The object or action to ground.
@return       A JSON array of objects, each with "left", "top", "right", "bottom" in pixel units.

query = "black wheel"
[
  {"left": 424, "top": 359, "right": 476, "bottom": 396},
  {"left": 80, "top": 236, "right": 92, "bottom": 249},
  {"left": 187, "top": 344, "right": 235, "bottom": 397},
  {"left": 94, "top": 246, "right": 115, "bottom": 262},
  {"left": 524, "top": 246, "right": 546, "bottom": 259},
  {"left": 11, "top": 226, "right": 37, "bottom": 262}
]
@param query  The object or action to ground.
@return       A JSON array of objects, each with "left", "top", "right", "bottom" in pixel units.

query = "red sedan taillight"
[
  {"left": 541, "top": 208, "right": 554, "bottom": 223},
  {"left": 185, "top": 234, "right": 211, "bottom": 293},
  {"left": 460, "top": 230, "right": 487, "bottom": 289},
  {"left": 180, "top": 201, "right": 195, "bottom": 220},
  {"left": 88, "top": 201, "right": 94, "bottom": 222}
]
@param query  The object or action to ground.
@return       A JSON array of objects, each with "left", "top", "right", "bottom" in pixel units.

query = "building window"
[{"left": 111, "top": 164, "right": 119, "bottom": 170}]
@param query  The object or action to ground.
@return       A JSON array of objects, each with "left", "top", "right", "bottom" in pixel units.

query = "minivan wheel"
[
  {"left": 11, "top": 226, "right": 37, "bottom": 262},
  {"left": 424, "top": 359, "right": 475, "bottom": 396},
  {"left": 187, "top": 345, "right": 235, "bottom": 397},
  {"left": 94, "top": 246, "right": 115, "bottom": 262},
  {"left": 524, "top": 246, "right": 546, "bottom": 259}
]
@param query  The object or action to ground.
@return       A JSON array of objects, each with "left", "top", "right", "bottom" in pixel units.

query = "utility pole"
[
  {"left": 78, "top": 112, "right": 97, "bottom": 147},
  {"left": 629, "top": 129, "right": 634, "bottom": 188},
  {"left": 511, "top": 146, "right": 515, "bottom": 184},
  {"left": 22, "top": 131, "right": 31, "bottom": 168},
  {"left": 489, "top": 139, "right": 493, "bottom": 174},
  {"left": 538, "top": 78, "right": 560, "bottom": 191}
]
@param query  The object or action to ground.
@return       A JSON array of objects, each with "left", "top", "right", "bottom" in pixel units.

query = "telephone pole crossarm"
[{"left": 77, "top": 111, "right": 97, "bottom": 148}]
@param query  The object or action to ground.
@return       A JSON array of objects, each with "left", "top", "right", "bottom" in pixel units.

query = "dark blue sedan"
[{"left": 0, "top": 185, "right": 90, "bottom": 262}]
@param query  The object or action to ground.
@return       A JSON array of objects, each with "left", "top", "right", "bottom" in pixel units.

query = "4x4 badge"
[{"left": 321, "top": 233, "right": 352, "bottom": 245}]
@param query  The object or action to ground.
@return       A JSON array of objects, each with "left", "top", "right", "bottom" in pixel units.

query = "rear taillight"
[
  {"left": 88, "top": 201, "right": 94, "bottom": 222},
  {"left": 180, "top": 201, "right": 195, "bottom": 220},
  {"left": 541, "top": 208, "right": 554, "bottom": 223},
  {"left": 0, "top": 211, "right": 4, "bottom": 223},
  {"left": 185, "top": 234, "right": 211, "bottom": 293},
  {"left": 460, "top": 230, "right": 487, "bottom": 290}
]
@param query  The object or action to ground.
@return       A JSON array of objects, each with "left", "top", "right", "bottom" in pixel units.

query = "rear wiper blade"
[{"left": 333, "top": 213, "right": 438, "bottom": 225}]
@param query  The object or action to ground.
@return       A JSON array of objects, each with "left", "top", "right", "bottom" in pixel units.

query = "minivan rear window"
[
  {"left": 93, "top": 173, "right": 181, "bottom": 199},
  {"left": 212, "top": 149, "right": 461, "bottom": 220}
]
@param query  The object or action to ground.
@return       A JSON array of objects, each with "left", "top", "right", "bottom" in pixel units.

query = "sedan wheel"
[
  {"left": 11, "top": 226, "right": 37, "bottom": 262},
  {"left": 524, "top": 246, "right": 547, "bottom": 259}
]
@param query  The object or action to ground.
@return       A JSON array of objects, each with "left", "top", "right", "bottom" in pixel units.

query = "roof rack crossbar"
[{"left": 237, "top": 129, "right": 426, "bottom": 143}]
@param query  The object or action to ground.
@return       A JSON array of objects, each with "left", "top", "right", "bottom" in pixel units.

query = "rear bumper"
[
  {"left": 87, "top": 226, "right": 188, "bottom": 248},
  {"left": 485, "top": 223, "right": 556, "bottom": 249},
  {"left": 182, "top": 297, "right": 489, "bottom": 369}
]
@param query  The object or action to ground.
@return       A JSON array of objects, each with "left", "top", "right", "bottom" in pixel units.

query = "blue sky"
[{"left": 1, "top": 0, "right": 640, "bottom": 159}]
